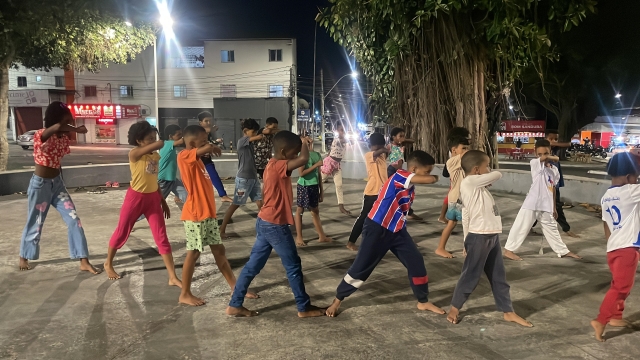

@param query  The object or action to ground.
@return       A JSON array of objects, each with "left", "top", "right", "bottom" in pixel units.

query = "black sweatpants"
[
  {"left": 336, "top": 218, "right": 429, "bottom": 302},
  {"left": 387, "top": 165, "right": 415, "bottom": 216},
  {"left": 450, "top": 233, "right": 513, "bottom": 312},
  {"left": 533, "top": 187, "right": 570, "bottom": 232},
  {"left": 348, "top": 195, "right": 378, "bottom": 244}
]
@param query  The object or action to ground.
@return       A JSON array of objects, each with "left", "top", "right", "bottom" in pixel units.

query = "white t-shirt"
[
  {"left": 460, "top": 171, "right": 503, "bottom": 234},
  {"left": 601, "top": 184, "right": 640, "bottom": 252},
  {"left": 522, "top": 159, "right": 560, "bottom": 213}
]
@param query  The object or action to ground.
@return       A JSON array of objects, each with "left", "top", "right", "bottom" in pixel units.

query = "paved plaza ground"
[{"left": 0, "top": 179, "right": 639, "bottom": 359}]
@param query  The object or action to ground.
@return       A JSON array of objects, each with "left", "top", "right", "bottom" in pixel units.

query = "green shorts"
[{"left": 183, "top": 218, "right": 222, "bottom": 252}]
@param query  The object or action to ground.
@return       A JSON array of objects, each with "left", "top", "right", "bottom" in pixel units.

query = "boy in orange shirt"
[
  {"left": 226, "top": 131, "right": 326, "bottom": 317},
  {"left": 177, "top": 125, "right": 258, "bottom": 306}
]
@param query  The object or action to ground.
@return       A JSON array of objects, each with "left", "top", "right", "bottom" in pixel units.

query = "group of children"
[{"left": 17, "top": 101, "right": 640, "bottom": 341}]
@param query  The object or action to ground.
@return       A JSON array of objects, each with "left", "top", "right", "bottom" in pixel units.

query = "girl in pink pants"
[{"left": 104, "top": 121, "right": 181, "bottom": 288}]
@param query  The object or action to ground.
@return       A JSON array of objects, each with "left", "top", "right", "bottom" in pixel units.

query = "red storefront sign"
[
  {"left": 96, "top": 118, "right": 117, "bottom": 125},
  {"left": 122, "top": 105, "right": 141, "bottom": 118},
  {"left": 499, "top": 120, "right": 546, "bottom": 132},
  {"left": 70, "top": 104, "right": 119, "bottom": 119}
]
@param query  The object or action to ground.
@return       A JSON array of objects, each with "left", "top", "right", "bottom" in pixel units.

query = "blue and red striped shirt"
[{"left": 368, "top": 169, "right": 415, "bottom": 232}]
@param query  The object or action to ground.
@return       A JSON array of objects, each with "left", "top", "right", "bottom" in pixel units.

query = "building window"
[
  {"left": 35, "top": 76, "right": 42, "bottom": 82},
  {"left": 17, "top": 76, "right": 27, "bottom": 87},
  {"left": 269, "top": 49, "right": 282, "bottom": 62},
  {"left": 221, "top": 84, "right": 237, "bottom": 98},
  {"left": 221, "top": 50, "right": 235, "bottom": 63},
  {"left": 166, "top": 47, "right": 205, "bottom": 68},
  {"left": 55, "top": 76, "right": 65, "bottom": 87},
  {"left": 119, "top": 85, "right": 134, "bottom": 98},
  {"left": 269, "top": 85, "right": 284, "bottom": 97},
  {"left": 84, "top": 86, "right": 97, "bottom": 97},
  {"left": 173, "top": 85, "right": 187, "bottom": 98}
]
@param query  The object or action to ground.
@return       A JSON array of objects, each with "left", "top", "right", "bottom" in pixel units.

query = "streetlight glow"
[
  {"left": 351, "top": 71, "right": 358, "bottom": 78},
  {"left": 615, "top": 93, "right": 622, "bottom": 99},
  {"left": 157, "top": 1, "right": 174, "bottom": 39}
]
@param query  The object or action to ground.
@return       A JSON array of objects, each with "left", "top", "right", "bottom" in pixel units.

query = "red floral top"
[{"left": 33, "top": 129, "right": 70, "bottom": 168}]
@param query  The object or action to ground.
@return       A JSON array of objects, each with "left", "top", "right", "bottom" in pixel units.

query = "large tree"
[
  {"left": 318, "top": 0, "right": 596, "bottom": 161},
  {"left": 0, "top": 0, "right": 155, "bottom": 171}
]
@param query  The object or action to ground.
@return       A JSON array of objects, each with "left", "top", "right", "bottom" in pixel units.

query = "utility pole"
[
  {"left": 321, "top": 68, "right": 326, "bottom": 153},
  {"left": 312, "top": 22, "right": 317, "bottom": 135}
]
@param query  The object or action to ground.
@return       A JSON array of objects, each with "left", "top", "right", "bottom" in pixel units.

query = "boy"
[
  {"left": 346, "top": 132, "right": 389, "bottom": 251},
  {"left": 226, "top": 131, "right": 326, "bottom": 318},
  {"left": 198, "top": 112, "right": 232, "bottom": 203},
  {"left": 439, "top": 127, "right": 471, "bottom": 224},
  {"left": 326, "top": 151, "right": 444, "bottom": 317},
  {"left": 253, "top": 117, "right": 279, "bottom": 179},
  {"left": 220, "top": 118, "right": 264, "bottom": 239},
  {"left": 435, "top": 136, "right": 470, "bottom": 258},
  {"left": 177, "top": 125, "right": 258, "bottom": 306},
  {"left": 447, "top": 150, "right": 532, "bottom": 327},
  {"left": 294, "top": 136, "right": 332, "bottom": 246},
  {"left": 387, "top": 127, "right": 420, "bottom": 220},
  {"left": 321, "top": 123, "right": 351, "bottom": 215},
  {"left": 591, "top": 152, "right": 640, "bottom": 342},
  {"left": 504, "top": 139, "right": 580, "bottom": 261}
]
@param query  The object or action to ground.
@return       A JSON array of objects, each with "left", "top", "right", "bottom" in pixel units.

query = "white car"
[{"left": 17, "top": 130, "right": 36, "bottom": 150}]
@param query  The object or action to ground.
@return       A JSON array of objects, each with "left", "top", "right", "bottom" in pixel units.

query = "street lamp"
[
  {"left": 153, "top": 1, "right": 174, "bottom": 128},
  {"left": 615, "top": 93, "right": 622, "bottom": 99},
  {"left": 321, "top": 71, "right": 358, "bottom": 152}
]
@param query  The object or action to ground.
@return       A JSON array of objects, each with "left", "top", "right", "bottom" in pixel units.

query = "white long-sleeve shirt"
[{"left": 460, "top": 171, "right": 503, "bottom": 235}]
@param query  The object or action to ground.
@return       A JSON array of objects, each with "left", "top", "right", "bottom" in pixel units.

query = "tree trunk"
[
  {"left": 0, "top": 63, "right": 10, "bottom": 172},
  {"left": 557, "top": 99, "right": 576, "bottom": 142}
]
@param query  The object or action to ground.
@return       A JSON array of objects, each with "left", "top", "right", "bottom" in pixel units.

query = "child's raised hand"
[
  {"left": 161, "top": 200, "right": 171, "bottom": 219},
  {"left": 210, "top": 145, "right": 222, "bottom": 157},
  {"left": 76, "top": 125, "right": 88, "bottom": 134}
]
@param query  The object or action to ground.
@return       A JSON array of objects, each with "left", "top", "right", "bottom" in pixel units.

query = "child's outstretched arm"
[
  {"left": 248, "top": 134, "right": 264, "bottom": 142},
  {"left": 373, "top": 147, "right": 389, "bottom": 159},
  {"left": 288, "top": 138, "right": 311, "bottom": 171},
  {"left": 173, "top": 138, "right": 185, "bottom": 147},
  {"left": 466, "top": 171, "right": 502, "bottom": 187},
  {"left": 130, "top": 140, "right": 164, "bottom": 162},
  {"left": 298, "top": 160, "right": 322, "bottom": 177},
  {"left": 196, "top": 143, "right": 221, "bottom": 158},
  {"left": 603, "top": 221, "right": 611, "bottom": 241},
  {"left": 411, "top": 174, "right": 439, "bottom": 184}
]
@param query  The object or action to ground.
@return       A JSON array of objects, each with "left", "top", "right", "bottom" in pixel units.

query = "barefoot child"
[
  {"left": 386, "top": 127, "right": 421, "bottom": 220},
  {"left": 591, "top": 153, "right": 640, "bottom": 341},
  {"left": 438, "top": 127, "right": 471, "bottom": 224},
  {"left": 504, "top": 139, "right": 580, "bottom": 261},
  {"left": 104, "top": 121, "right": 181, "bottom": 286},
  {"left": 346, "top": 132, "right": 388, "bottom": 251},
  {"left": 18, "top": 101, "right": 100, "bottom": 274},
  {"left": 177, "top": 125, "right": 258, "bottom": 306},
  {"left": 220, "top": 118, "right": 264, "bottom": 239},
  {"left": 294, "top": 135, "right": 332, "bottom": 246},
  {"left": 198, "top": 112, "right": 232, "bottom": 203},
  {"left": 227, "top": 131, "right": 326, "bottom": 318},
  {"left": 447, "top": 150, "right": 532, "bottom": 327},
  {"left": 326, "top": 151, "right": 444, "bottom": 317},
  {"left": 321, "top": 123, "right": 351, "bottom": 215},
  {"left": 435, "top": 136, "right": 470, "bottom": 258}
]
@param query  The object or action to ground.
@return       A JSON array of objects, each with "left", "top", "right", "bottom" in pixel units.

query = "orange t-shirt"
[
  {"left": 177, "top": 148, "right": 217, "bottom": 221},
  {"left": 363, "top": 151, "right": 388, "bottom": 196},
  {"left": 258, "top": 158, "right": 294, "bottom": 225}
]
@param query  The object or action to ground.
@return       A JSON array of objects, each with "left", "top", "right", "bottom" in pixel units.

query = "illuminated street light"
[
  {"left": 153, "top": 1, "right": 174, "bottom": 126},
  {"left": 351, "top": 71, "right": 358, "bottom": 78},
  {"left": 615, "top": 93, "right": 622, "bottom": 99},
  {"left": 509, "top": 105, "right": 514, "bottom": 110}
]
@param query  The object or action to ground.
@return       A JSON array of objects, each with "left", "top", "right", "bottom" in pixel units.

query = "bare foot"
[
  {"left": 220, "top": 233, "right": 235, "bottom": 240},
  {"left": 346, "top": 242, "right": 358, "bottom": 251},
  {"left": 295, "top": 237, "right": 307, "bottom": 247},
  {"left": 79, "top": 259, "right": 102, "bottom": 274},
  {"left": 435, "top": 248, "right": 455, "bottom": 259},
  {"left": 339, "top": 205, "right": 351, "bottom": 215},
  {"left": 245, "top": 290, "right": 260, "bottom": 299},
  {"left": 179, "top": 293, "right": 205, "bottom": 306},
  {"left": 326, "top": 298, "right": 341, "bottom": 317},
  {"left": 591, "top": 319, "right": 606, "bottom": 342},
  {"left": 504, "top": 250, "right": 523, "bottom": 261},
  {"left": 609, "top": 319, "right": 632, "bottom": 328},
  {"left": 408, "top": 214, "right": 423, "bottom": 221},
  {"left": 221, "top": 196, "right": 233, "bottom": 203},
  {"left": 447, "top": 306, "right": 460, "bottom": 324},
  {"left": 561, "top": 252, "right": 582, "bottom": 259},
  {"left": 226, "top": 306, "right": 259, "bottom": 317},
  {"left": 169, "top": 277, "right": 183, "bottom": 288},
  {"left": 298, "top": 305, "right": 326, "bottom": 318},
  {"left": 104, "top": 263, "right": 121, "bottom": 280},
  {"left": 417, "top": 302, "right": 446, "bottom": 314},
  {"left": 504, "top": 312, "right": 533, "bottom": 327},
  {"left": 19, "top": 257, "right": 31, "bottom": 271},
  {"left": 318, "top": 236, "right": 333, "bottom": 243},
  {"left": 564, "top": 231, "right": 581, "bottom": 238},
  {"left": 437, "top": 217, "right": 447, "bottom": 224}
]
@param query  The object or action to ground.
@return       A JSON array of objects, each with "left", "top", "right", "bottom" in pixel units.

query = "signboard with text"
[
  {"left": 297, "top": 109, "right": 311, "bottom": 122},
  {"left": 9, "top": 90, "right": 50, "bottom": 107},
  {"left": 500, "top": 120, "right": 546, "bottom": 132},
  {"left": 122, "top": 105, "right": 140, "bottom": 118}
]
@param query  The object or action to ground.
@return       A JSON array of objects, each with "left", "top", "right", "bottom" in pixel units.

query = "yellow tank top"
[{"left": 130, "top": 152, "right": 160, "bottom": 193}]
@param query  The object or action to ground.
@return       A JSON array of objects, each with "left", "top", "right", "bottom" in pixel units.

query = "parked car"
[{"left": 17, "top": 130, "right": 37, "bottom": 150}]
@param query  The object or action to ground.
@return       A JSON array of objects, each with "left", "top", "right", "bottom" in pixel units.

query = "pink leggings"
[{"left": 109, "top": 188, "right": 172, "bottom": 255}]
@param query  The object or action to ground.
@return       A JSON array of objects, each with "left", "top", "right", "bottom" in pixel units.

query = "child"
[
  {"left": 294, "top": 135, "right": 332, "bottom": 246},
  {"left": 326, "top": 151, "right": 444, "bottom": 317},
  {"left": 504, "top": 139, "right": 580, "bottom": 261},
  {"left": 439, "top": 127, "right": 471, "bottom": 224},
  {"left": 435, "top": 136, "right": 470, "bottom": 258},
  {"left": 386, "top": 127, "right": 420, "bottom": 220},
  {"left": 591, "top": 153, "right": 640, "bottom": 341},
  {"left": 253, "top": 117, "right": 279, "bottom": 179},
  {"left": 346, "top": 132, "right": 389, "bottom": 251},
  {"left": 321, "top": 123, "right": 351, "bottom": 215},
  {"left": 177, "top": 125, "right": 258, "bottom": 306},
  {"left": 447, "top": 150, "right": 532, "bottom": 327},
  {"left": 198, "top": 111, "right": 232, "bottom": 203},
  {"left": 18, "top": 101, "right": 100, "bottom": 274},
  {"left": 104, "top": 121, "right": 181, "bottom": 287},
  {"left": 227, "top": 131, "right": 326, "bottom": 318}
]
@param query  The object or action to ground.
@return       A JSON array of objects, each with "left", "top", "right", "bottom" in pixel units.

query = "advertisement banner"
[
  {"left": 9, "top": 90, "right": 50, "bottom": 107},
  {"left": 297, "top": 109, "right": 311, "bottom": 122},
  {"left": 122, "top": 105, "right": 140, "bottom": 118},
  {"left": 95, "top": 124, "right": 116, "bottom": 143},
  {"left": 71, "top": 104, "right": 119, "bottom": 119},
  {"left": 500, "top": 120, "right": 546, "bottom": 132}
]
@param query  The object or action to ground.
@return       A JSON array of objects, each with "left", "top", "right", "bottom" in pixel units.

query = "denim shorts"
[
  {"left": 446, "top": 203, "right": 463, "bottom": 222},
  {"left": 233, "top": 177, "right": 262, "bottom": 205}
]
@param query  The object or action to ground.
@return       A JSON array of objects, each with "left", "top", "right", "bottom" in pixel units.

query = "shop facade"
[
  {"left": 497, "top": 120, "right": 546, "bottom": 154},
  {"left": 69, "top": 104, "right": 142, "bottom": 145}
]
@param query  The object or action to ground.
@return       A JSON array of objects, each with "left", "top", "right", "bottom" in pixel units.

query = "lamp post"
[
  {"left": 321, "top": 71, "right": 358, "bottom": 153},
  {"left": 153, "top": 1, "right": 174, "bottom": 127}
]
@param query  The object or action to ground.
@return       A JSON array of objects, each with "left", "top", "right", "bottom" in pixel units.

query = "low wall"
[{"left": 0, "top": 159, "right": 610, "bottom": 204}]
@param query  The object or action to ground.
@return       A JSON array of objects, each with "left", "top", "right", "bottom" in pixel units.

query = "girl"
[
  {"left": 321, "top": 123, "right": 350, "bottom": 215},
  {"left": 198, "top": 111, "right": 232, "bottom": 203},
  {"left": 19, "top": 101, "right": 100, "bottom": 274},
  {"left": 104, "top": 121, "right": 181, "bottom": 287}
]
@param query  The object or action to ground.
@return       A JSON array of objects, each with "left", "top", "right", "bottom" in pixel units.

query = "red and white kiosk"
[
  {"left": 497, "top": 120, "right": 546, "bottom": 155},
  {"left": 69, "top": 104, "right": 141, "bottom": 145}
]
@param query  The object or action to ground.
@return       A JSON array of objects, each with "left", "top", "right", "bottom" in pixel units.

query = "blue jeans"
[
  {"left": 232, "top": 177, "right": 262, "bottom": 205},
  {"left": 20, "top": 174, "right": 89, "bottom": 260},
  {"left": 229, "top": 218, "right": 311, "bottom": 312},
  {"left": 205, "top": 162, "right": 228, "bottom": 197}
]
